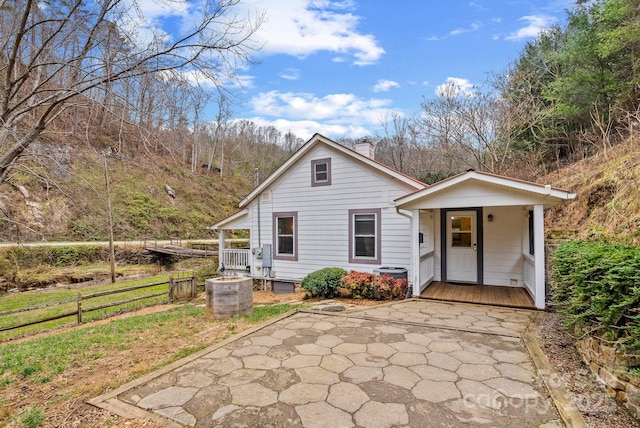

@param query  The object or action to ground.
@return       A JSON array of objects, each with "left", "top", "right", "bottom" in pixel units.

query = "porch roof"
[
  {"left": 209, "top": 209, "right": 249, "bottom": 231},
  {"left": 395, "top": 170, "right": 576, "bottom": 210}
]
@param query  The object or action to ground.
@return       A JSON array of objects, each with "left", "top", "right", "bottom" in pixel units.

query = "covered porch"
[
  {"left": 420, "top": 281, "right": 535, "bottom": 309},
  {"left": 210, "top": 210, "right": 254, "bottom": 276},
  {"left": 395, "top": 171, "right": 575, "bottom": 310}
]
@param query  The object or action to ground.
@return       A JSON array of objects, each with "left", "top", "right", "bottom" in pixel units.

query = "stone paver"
[{"left": 91, "top": 300, "right": 563, "bottom": 427}]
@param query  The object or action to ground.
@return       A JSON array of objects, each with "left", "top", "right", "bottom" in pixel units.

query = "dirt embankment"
[{"left": 545, "top": 137, "right": 640, "bottom": 244}]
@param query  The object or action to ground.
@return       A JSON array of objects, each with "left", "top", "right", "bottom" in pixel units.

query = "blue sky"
[{"left": 142, "top": 0, "right": 574, "bottom": 140}]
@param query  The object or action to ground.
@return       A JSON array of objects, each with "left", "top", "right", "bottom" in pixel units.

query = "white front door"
[{"left": 446, "top": 211, "right": 478, "bottom": 283}]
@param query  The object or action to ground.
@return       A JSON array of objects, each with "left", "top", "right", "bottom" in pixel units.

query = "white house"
[{"left": 211, "top": 133, "right": 575, "bottom": 309}]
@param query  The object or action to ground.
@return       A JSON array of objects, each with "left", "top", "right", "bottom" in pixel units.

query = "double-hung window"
[
  {"left": 273, "top": 212, "right": 298, "bottom": 261},
  {"left": 311, "top": 158, "right": 331, "bottom": 186},
  {"left": 349, "top": 208, "right": 381, "bottom": 264}
]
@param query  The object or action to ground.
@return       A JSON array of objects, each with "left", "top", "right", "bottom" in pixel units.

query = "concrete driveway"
[{"left": 90, "top": 300, "right": 565, "bottom": 427}]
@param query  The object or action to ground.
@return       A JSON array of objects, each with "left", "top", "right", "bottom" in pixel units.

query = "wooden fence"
[{"left": 0, "top": 273, "right": 198, "bottom": 333}]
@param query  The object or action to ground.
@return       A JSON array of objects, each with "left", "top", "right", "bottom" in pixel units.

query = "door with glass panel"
[{"left": 446, "top": 211, "right": 478, "bottom": 283}]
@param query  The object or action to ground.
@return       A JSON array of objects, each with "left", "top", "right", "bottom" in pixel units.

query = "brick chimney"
[{"left": 355, "top": 138, "right": 374, "bottom": 160}]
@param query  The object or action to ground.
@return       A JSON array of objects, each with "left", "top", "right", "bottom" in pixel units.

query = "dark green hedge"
[
  {"left": 551, "top": 240, "right": 640, "bottom": 354},
  {"left": 301, "top": 267, "right": 347, "bottom": 298}
]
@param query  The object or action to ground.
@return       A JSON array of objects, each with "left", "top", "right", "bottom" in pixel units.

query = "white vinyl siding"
[
  {"left": 482, "top": 206, "right": 524, "bottom": 287},
  {"left": 247, "top": 144, "right": 414, "bottom": 280}
]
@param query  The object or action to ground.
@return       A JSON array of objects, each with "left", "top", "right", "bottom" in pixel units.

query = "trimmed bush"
[
  {"left": 340, "top": 271, "right": 375, "bottom": 299},
  {"left": 550, "top": 240, "right": 640, "bottom": 354},
  {"left": 301, "top": 267, "right": 347, "bottom": 298},
  {"left": 374, "top": 274, "right": 409, "bottom": 300},
  {"left": 340, "top": 271, "right": 409, "bottom": 301}
]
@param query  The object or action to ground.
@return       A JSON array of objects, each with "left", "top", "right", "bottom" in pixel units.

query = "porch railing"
[
  {"left": 523, "top": 254, "right": 535, "bottom": 297},
  {"left": 219, "top": 249, "right": 251, "bottom": 273},
  {"left": 419, "top": 250, "right": 435, "bottom": 291}
]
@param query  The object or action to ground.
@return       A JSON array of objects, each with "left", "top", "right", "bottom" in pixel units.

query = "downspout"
[
  {"left": 255, "top": 168, "right": 264, "bottom": 284},
  {"left": 255, "top": 168, "right": 261, "bottom": 248},
  {"left": 396, "top": 207, "right": 417, "bottom": 297}
]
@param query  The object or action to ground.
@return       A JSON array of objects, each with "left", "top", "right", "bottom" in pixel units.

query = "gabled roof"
[
  {"left": 209, "top": 209, "right": 248, "bottom": 231},
  {"left": 395, "top": 169, "right": 576, "bottom": 208},
  {"left": 238, "top": 133, "right": 427, "bottom": 208}
]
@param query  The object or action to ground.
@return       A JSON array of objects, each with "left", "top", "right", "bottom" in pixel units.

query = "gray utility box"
[
  {"left": 262, "top": 244, "right": 272, "bottom": 268},
  {"left": 374, "top": 267, "right": 408, "bottom": 280}
]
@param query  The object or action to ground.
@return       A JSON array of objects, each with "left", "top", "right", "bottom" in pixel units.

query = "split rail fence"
[{"left": 0, "top": 273, "right": 197, "bottom": 333}]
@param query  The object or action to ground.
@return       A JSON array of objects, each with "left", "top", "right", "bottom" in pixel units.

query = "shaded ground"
[{"left": 535, "top": 311, "right": 640, "bottom": 428}]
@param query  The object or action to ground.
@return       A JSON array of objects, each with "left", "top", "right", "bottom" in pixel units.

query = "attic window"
[{"left": 311, "top": 158, "right": 331, "bottom": 187}]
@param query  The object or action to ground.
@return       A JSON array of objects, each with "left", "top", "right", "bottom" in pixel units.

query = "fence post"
[
  {"left": 77, "top": 292, "right": 82, "bottom": 324},
  {"left": 192, "top": 272, "right": 197, "bottom": 298},
  {"left": 168, "top": 276, "right": 174, "bottom": 303}
]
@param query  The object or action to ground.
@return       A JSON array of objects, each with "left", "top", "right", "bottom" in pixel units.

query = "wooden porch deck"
[{"left": 419, "top": 281, "right": 535, "bottom": 309}]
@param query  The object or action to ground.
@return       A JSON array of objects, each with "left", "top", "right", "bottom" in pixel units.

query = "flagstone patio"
[{"left": 90, "top": 300, "right": 569, "bottom": 427}]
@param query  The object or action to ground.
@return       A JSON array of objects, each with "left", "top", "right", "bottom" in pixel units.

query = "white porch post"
[
  {"left": 533, "top": 204, "right": 545, "bottom": 309},
  {"left": 218, "top": 229, "right": 226, "bottom": 270},
  {"left": 411, "top": 209, "right": 420, "bottom": 297}
]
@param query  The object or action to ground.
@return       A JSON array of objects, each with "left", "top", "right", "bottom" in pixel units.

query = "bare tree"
[
  {"left": 376, "top": 113, "right": 415, "bottom": 174},
  {"left": 205, "top": 94, "right": 232, "bottom": 175},
  {"left": 416, "top": 81, "right": 518, "bottom": 175},
  {"left": 0, "top": 0, "right": 263, "bottom": 184}
]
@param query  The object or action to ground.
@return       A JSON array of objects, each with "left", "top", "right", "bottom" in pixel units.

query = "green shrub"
[
  {"left": 551, "top": 240, "right": 640, "bottom": 354},
  {"left": 301, "top": 267, "right": 347, "bottom": 298}
]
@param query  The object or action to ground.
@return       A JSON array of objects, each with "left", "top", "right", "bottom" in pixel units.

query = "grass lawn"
[
  {"left": 0, "top": 274, "right": 176, "bottom": 341},
  {"left": 0, "top": 301, "right": 301, "bottom": 427}
]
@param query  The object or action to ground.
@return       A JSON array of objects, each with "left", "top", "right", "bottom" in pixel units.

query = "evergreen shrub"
[
  {"left": 551, "top": 240, "right": 640, "bottom": 354},
  {"left": 301, "top": 267, "right": 347, "bottom": 298}
]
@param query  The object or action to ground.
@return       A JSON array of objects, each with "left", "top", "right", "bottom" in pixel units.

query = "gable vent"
[{"left": 261, "top": 190, "right": 272, "bottom": 202}]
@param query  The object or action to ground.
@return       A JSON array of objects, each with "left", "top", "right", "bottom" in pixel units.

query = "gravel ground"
[{"left": 535, "top": 310, "right": 640, "bottom": 428}]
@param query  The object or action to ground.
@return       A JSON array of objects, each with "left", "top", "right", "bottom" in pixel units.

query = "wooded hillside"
[{"left": 0, "top": 0, "right": 638, "bottom": 243}]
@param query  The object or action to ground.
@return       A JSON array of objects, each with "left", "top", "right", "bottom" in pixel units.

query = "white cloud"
[
  {"left": 279, "top": 68, "right": 301, "bottom": 80},
  {"left": 505, "top": 15, "right": 557, "bottom": 41},
  {"left": 244, "top": 90, "right": 398, "bottom": 139},
  {"left": 373, "top": 80, "right": 400, "bottom": 93},
  {"left": 135, "top": 0, "right": 190, "bottom": 21},
  {"left": 246, "top": 117, "right": 370, "bottom": 141},
  {"left": 449, "top": 22, "right": 482, "bottom": 36},
  {"left": 435, "top": 77, "right": 476, "bottom": 97},
  {"left": 240, "top": 0, "right": 385, "bottom": 65}
]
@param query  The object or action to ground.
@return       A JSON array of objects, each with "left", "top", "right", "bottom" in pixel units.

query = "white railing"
[
  {"left": 419, "top": 250, "right": 435, "bottom": 292},
  {"left": 220, "top": 249, "right": 251, "bottom": 273},
  {"left": 523, "top": 254, "right": 535, "bottom": 296}
]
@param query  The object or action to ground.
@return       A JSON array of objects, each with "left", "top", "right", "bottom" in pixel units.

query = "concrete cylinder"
[{"left": 205, "top": 277, "right": 253, "bottom": 319}]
